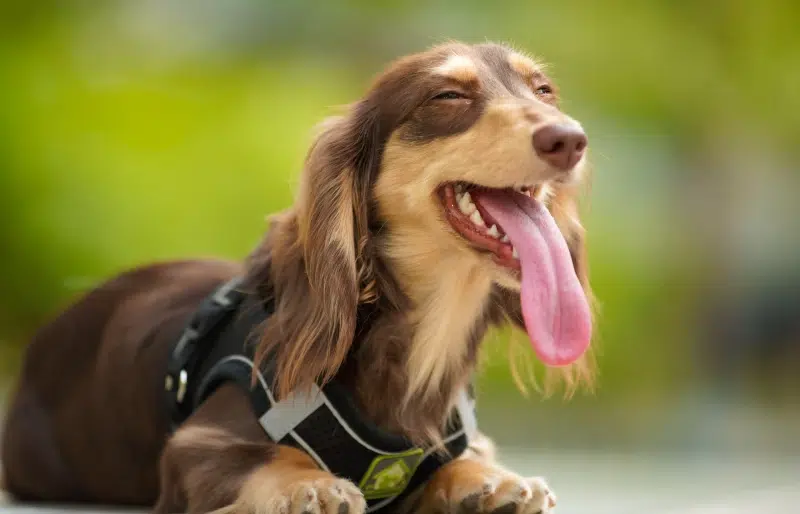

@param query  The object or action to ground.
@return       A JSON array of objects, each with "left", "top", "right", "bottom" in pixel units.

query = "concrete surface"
[{"left": 3, "top": 449, "right": 799, "bottom": 514}]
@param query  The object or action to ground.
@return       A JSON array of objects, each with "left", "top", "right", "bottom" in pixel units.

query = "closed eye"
[{"left": 432, "top": 91, "right": 467, "bottom": 101}]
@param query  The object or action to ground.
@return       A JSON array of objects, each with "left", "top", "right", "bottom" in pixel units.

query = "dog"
[{"left": 1, "top": 41, "right": 594, "bottom": 514}]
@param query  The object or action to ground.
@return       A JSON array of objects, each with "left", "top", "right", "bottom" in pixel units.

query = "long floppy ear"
[{"left": 252, "top": 108, "right": 379, "bottom": 399}]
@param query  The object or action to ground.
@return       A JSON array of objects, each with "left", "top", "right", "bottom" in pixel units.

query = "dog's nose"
[{"left": 532, "top": 123, "right": 588, "bottom": 171}]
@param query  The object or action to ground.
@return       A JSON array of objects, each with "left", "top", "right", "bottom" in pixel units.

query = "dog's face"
[{"left": 371, "top": 44, "right": 588, "bottom": 292}]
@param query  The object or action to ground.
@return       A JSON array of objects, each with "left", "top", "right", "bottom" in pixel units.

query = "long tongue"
[{"left": 476, "top": 190, "right": 592, "bottom": 366}]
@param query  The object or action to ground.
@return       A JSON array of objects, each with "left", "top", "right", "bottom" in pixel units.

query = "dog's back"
[{"left": 1, "top": 259, "right": 240, "bottom": 504}]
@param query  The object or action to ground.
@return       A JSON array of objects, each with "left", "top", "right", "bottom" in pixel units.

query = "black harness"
[{"left": 164, "top": 277, "right": 476, "bottom": 512}]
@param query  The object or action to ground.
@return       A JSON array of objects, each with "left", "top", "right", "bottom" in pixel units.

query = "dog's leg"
[
  {"left": 412, "top": 433, "right": 556, "bottom": 514},
  {"left": 230, "top": 446, "right": 365, "bottom": 514},
  {"left": 153, "top": 384, "right": 365, "bottom": 514}
]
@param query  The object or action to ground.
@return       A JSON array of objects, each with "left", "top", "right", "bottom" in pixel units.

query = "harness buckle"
[
  {"left": 165, "top": 277, "right": 248, "bottom": 422},
  {"left": 176, "top": 369, "right": 189, "bottom": 403},
  {"left": 164, "top": 369, "right": 190, "bottom": 401}
]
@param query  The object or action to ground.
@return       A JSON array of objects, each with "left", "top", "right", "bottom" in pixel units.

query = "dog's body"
[
  {"left": 2, "top": 260, "right": 240, "bottom": 504},
  {"left": 2, "top": 42, "right": 594, "bottom": 514}
]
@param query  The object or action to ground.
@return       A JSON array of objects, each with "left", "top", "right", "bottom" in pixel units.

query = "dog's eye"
[
  {"left": 534, "top": 85, "right": 553, "bottom": 96},
  {"left": 432, "top": 91, "right": 466, "bottom": 101}
]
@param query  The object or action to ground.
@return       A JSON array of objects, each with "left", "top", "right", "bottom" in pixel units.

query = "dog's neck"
[
  {"left": 347, "top": 230, "right": 497, "bottom": 443},
  {"left": 246, "top": 220, "right": 502, "bottom": 445}
]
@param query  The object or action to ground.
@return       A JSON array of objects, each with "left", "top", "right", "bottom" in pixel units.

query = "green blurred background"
[{"left": 1, "top": 0, "right": 799, "bottom": 455}]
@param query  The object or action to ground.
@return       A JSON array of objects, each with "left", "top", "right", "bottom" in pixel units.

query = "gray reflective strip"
[
  {"left": 203, "top": 355, "right": 330, "bottom": 471},
  {"left": 456, "top": 389, "right": 477, "bottom": 441},
  {"left": 259, "top": 385, "right": 326, "bottom": 442}
]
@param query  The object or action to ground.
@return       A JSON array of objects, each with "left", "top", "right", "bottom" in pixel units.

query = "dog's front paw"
[
  {"left": 279, "top": 477, "right": 366, "bottom": 514},
  {"left": 445, "top": 474, "right": 555, "bottom": 514},
  {"left": 420, "top": 460, "right": 556, "bottom": 514},
  {"left": 237, "top": 474, "right": 366, "bottom": 514}
]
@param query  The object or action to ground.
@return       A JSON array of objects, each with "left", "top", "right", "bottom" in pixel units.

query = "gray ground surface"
[{"left": 3, "top": 449, "right": 800, "bottom": 514}]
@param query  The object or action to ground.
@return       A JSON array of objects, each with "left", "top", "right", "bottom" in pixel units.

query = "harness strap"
[
  {"left": 166, "top": 277, "right": 475, "bottom": 512},
  {"left": 164, "top": 277, "right": 248, "bottom": 428},
  {"left": 194, "top": 354, "right": 472, "bottom": 512}
]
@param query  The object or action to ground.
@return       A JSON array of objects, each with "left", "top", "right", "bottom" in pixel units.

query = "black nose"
[{"left": 532, "top": 123, "right": 588, "bottom": 171}]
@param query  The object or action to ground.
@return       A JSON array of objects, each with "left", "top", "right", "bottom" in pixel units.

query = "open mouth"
[
  {"left": 439, "top": 182, "right": 537, "bottom": 271},
  {"left": 437, "top": 180, "right": 593, "bottom": 368}
]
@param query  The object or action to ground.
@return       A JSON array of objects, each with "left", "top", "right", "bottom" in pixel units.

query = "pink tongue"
[{"left": 477, "top": 190, "right": 591, "bottom": 366}]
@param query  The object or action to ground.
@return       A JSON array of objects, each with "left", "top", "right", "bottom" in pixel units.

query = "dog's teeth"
[
  {"left": 512, "top": 246, "right": 519, "bottom": 259},
  {"left": 458, "top": 192, "right": 477, "bottom": 215},
  {"left": 457, "top": 193, "right": 467, "bottom": 212},
  {"left": 487, "top": 225, "right": 500, "bottom": 238},
  {"left": 501, "top": 234, "right": 509, "bottom": 243},
  {"left": 455, "top": 184, "right": 464, "bottom": 193},
  {"left": 469, "top": 210, "right": 485, "bottom": 227}
]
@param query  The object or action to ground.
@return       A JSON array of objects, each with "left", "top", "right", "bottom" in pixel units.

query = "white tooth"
[
  {"left": 512, "top": 246, "right": 519, "bottom": 259},
  {"left": 501, "top": 234, "right": 509, "bottom": 243},
  {"left": 487, "top": 225, "right": 500, "bottom": 238},
  {"left": 469, "top": 209, "right": 485, "bottom": 227},
  {"left": 457, "top": 193, "right": 468, "bottom": 213},
  {"left": 455, "top": 183, "right": 464, "bottom": 193},
  {"left": 459, "top": 192, "right": 476, "bottom": 215},
  {"left": 456, "top": 191, "right": 464, "bottom": 202}
]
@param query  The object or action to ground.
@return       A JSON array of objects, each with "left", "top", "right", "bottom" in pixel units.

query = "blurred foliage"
[{"left": 1, "top": 0, "right": 798, "bottom": 435}]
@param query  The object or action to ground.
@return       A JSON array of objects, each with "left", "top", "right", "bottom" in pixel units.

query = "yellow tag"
[{"left": 358, "top": 449, "right": 425, "bottom": 499}]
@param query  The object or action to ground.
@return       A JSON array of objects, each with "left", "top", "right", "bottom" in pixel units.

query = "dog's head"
[{"left": 254, "top": 42, "right": 594, "bottom": 403}]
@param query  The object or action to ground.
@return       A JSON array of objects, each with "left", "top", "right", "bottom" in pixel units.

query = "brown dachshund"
[{"left": 1, "top": 41, "right": 594, "bottom": 514}]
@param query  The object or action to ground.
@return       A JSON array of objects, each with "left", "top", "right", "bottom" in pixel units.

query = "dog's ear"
[{"left": 254, "top": 106, "right": 380, "bottom": 398}]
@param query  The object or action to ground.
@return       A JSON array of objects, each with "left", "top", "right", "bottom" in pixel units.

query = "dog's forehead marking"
[
  {"left": 507, "top": 51, "right": 540, "bottom": 79},
  {"left": 431, "top": 54, "right": 479, "bottom": 83}
]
